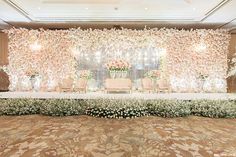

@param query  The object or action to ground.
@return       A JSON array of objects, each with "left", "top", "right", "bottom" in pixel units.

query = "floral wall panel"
[
  {"left": 5, "top": 28, "right": 77, "bottom": 91},
  {"left": 3, "top": 28, "right": 230, "bottom": 92}
]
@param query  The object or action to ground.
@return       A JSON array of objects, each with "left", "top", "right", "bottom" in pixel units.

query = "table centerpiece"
[{"left": 105, "top": 59, "right": 131, "bottom": 78}]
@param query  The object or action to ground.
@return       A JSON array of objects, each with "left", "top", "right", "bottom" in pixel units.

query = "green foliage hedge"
[
  {"left": 190, "top": 100, "right": 236, "bottom": 118},
  {"left": 147, "top": 100, "right": 191, "bottom": 118},
  {"left": 0, "top": 98, "right": 235, "bottom": 118},
  {"left": 40, "top": 99, "right": 86, "bottom": 116},
  {"left": 0, "top": 99, "right": 41, "bottom": 115}
]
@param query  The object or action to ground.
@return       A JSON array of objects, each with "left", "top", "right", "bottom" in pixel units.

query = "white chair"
[
  {"left": 74, "top": 78, "right": 87, "bottom": 93},
  {"left": 158, "top": 79, "right": 171, "bottom": 93},
  {"left": 142, "top": 78, "right": 154, "bottom": 93},
  {"left": 59, "top": 78, "right": 74, "bottom": 92}
]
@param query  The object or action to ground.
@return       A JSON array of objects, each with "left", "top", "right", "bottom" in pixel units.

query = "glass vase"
[
  {"left": 110, "top": 71, "right": 116, "bottom": 79},
  {"left": 116, "top": 71, "right": 122, "bottom": 78},
  {"left": 121, "top": 71, "right": 128, "bottom": 78},
  {"left": 30, "top": 77, "right": 37, "bottom": 92}
]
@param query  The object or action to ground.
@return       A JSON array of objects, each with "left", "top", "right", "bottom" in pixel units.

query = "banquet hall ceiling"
[{"left": 0, "top": 0, "right": 236, "bottom": 31}]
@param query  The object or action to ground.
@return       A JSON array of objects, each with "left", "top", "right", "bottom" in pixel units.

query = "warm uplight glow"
[
  {"left": 195, "top": 43, "right": 207, "bottom": 52},
  {"left": 95, "top": 51, "right": 101, "bottom": 57},
  {"left": 30, "top": 41, "right": 41, "bottom": 51},
  {"left": 72, "top": 47, "right": 78, "bottom": 55}
]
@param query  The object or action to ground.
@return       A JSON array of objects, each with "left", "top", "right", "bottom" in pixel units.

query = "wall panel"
[
  {"left": 0, "top": 32, "right": 8, "bottom": 65},
  {"left": 228, "top": 34, "right": 236, "bottom": 93},
  {"left": 0, "top": 32, "right": 9, "bottom": 91}
]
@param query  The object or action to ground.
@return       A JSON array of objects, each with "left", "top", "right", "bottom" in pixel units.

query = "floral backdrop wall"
[{"left": 3, "top": 28, "right": 230, "bottom": 92}]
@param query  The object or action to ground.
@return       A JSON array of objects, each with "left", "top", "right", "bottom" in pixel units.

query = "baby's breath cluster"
[{"left": 85, "top": 99, "right": 149, "bottom": 119}]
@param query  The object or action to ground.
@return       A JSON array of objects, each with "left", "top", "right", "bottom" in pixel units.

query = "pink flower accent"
[{"left": 106, "top": 59, "right": 130, "bottom": 71}]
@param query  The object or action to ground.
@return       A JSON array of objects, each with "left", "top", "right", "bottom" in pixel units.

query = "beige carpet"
[{"left": 0, "top": 115, "right": 236, "bottom": 157}]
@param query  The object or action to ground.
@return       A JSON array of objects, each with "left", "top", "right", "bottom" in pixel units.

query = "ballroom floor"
[{"left": 0, "top": 116, "right": 236, "bottom": 157}]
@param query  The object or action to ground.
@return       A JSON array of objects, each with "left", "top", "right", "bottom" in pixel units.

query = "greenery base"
[{"left": 0, "top": 98, "right": 235, "bottom": 118}]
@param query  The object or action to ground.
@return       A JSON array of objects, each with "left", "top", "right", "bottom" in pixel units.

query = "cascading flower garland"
[
  {"left": 105, "top": 59, "right": 131, "bottom": 71},
  {"left": 0, "top": 65, "right": 8, "bottom": 74}
]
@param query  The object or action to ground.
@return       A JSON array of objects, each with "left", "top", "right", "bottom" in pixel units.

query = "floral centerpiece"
[
  {"left": 106, "top": 59, "right": 131, "bottom": 71},
  {"left": 78, "top": 70, "right": 93, "bottom": 79},
  {"left": 25, "top": 69, "right": 39, "bottom": 91},
  {"left": 25, "top": 69, "right": 39, "bottom": 79},
  {"left": 228, "top": 53, "right": 236, "bottom": 77},
  {"left": 0, "top": 65, "right": 9, "bottom": 74},
  {"left": 106, "top": 59, "right": 131, "bottom": 78},
  {"left": 144, "top": 70, "right": 160, "bottom": 79},
  {"left": 0, "top": 65, "right": 9, "bottom": 91},
  {"left": 196, "top": 72, "right": 208, "bottom": 92},
  {"left": 197, "top": 74, "right": 208, "bottom": 81},
  {"left": 144, "top": 70, "right": 160, "bottom": 91}
]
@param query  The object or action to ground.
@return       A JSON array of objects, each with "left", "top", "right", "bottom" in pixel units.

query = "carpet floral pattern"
[{"left": 0, "top": 116, "right": 236, "bottom": 157}]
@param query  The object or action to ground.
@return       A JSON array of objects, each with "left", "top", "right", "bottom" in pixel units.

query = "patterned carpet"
[{"left": 0, "top": 116, "right": 236, "bottom": 157}]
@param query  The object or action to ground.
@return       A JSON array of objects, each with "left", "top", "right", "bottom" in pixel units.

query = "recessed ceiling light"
[
  {"left": 38, "top": 7, "right": 41, "bottom": 10},
  {"left": 193, "top": 7, "right": 196, "bottom": 11},
  {"left": 85, "top": 7, "right": 89, "bottom": 10},
  {"left": 144, "top": 7, "right": 148, "bottom": 10}
]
